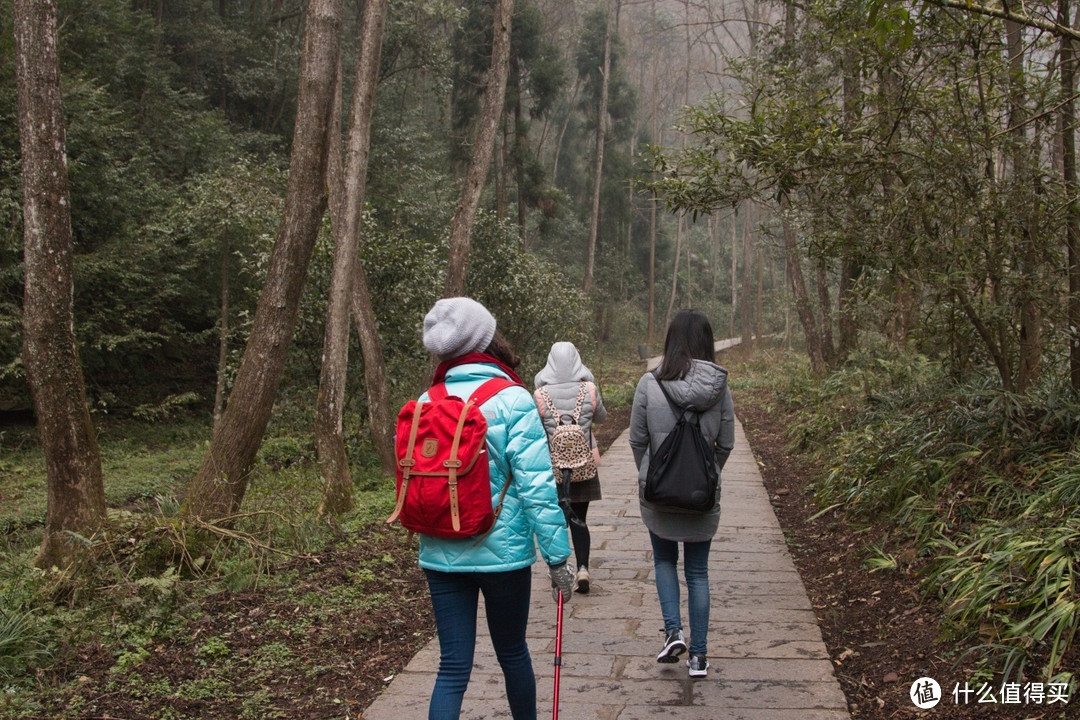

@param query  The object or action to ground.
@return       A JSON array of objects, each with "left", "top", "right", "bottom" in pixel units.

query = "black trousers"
[{"left": 558, "top": 469, "right": 592, "bottom": 569}]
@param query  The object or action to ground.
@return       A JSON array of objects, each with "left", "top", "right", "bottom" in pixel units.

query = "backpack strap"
[
  {"left": 536, "top": 387, "right": 559, "bottom": 422},
  {"left": 444, "top": 378, "right": 519, "bottom": 533},
  {"left": 470, "top": 377, "right": 518, "bottom": 406},
  {"left": 444, "top": 394, "right": 476, "bottom": 533},
  {"left": 570, "top": 382, "right": 586, "bottom": 424},
  {"left": 650, "top": 371, "right": 699, "bottom": 456},
  {"left": 652, "top": 371, "right": 693, "bottom": 416},
  {"left": 468, "top": 377, "right": 522, "bottom": 545},
  {"left": 427, "top": 382, "right": 449, "bottom": 402},
  {"left": 386, "top": 399, "right": 425, "bottom": 526}
]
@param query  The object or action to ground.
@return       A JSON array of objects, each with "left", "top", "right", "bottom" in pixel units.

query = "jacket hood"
[
  {"left": 534, "top": 342, "right": 595, "bottom": 387},
  {"left": 656, "top": 359, "right": 728, "bottom": 412}
]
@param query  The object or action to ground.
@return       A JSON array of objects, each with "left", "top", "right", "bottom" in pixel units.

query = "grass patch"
[{"left": 0, "top": 417, "right": 210, "bottom": 538}]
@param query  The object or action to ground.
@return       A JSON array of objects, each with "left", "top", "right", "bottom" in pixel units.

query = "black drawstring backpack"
[{"left": 643, "top": 373, "right": 719, "bottom": 513}]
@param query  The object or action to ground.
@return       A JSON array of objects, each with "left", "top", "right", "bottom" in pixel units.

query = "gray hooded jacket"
[
  {"left": 629, "top": 359, "right": 735, "bottom": 542},
  {"left": 533, "top": 342, "right": 607, "bottom": 445}
]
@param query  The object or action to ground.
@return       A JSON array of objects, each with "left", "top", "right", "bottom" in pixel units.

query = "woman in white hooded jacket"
[{"left": 534, "top": 342, "right": 607, "bottom": 592}]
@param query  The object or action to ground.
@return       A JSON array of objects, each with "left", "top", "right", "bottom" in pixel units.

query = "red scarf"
[{"left": 432, "top": 352, "right": 525, "bottom": 387}]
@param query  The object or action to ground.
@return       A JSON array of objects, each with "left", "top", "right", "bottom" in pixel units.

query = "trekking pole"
[{"left": 553, "top": 589, "right": 564, "bottom": 720}]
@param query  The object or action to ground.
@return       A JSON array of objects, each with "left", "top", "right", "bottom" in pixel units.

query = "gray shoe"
[
  {"left": 687, "top": 653, "right": 709, "bottom": 678},
  {"left": 656, "top": 628, "right": 687, "bottom": 663},
  {"left": 575, "top": 566, "right": 590, "bottom": 594}
]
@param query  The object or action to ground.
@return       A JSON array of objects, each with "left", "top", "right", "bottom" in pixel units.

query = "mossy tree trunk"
[
  {"left": 444, "top": 0, "right": 514, "bottom": 297},
  {"left": 15, "top": 0, "right": 106, "bottom": 569},
  {"left": 184, "top": 0, "right": 344, "bottom": 522},
  {"left": 317, "top": 0, "right": 391, "bottom": 517}
]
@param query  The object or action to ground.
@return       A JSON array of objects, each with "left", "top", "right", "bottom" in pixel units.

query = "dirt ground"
[{"left": 18, "top": 525, "right": 435, "bottom": 720}]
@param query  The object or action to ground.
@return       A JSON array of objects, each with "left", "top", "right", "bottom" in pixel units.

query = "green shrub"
[
  {"left": 0, "top": 607, "right": 48, "bottom": 680},
  {"left": 791, "top": 356, "right": 1080, "bottom": 679}
]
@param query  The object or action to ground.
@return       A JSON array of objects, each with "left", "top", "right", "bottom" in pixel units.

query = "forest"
[{"left": 2, "top": 0, "right": 1079, "bottom": 716}]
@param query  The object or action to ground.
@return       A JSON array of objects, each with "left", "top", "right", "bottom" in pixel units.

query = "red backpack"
[{"left": 386, "top": 378, "right": 519, "bottom": 539}]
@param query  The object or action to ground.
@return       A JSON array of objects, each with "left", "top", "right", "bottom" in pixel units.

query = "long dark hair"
[
  {"left": 484, "top": 330, "right": 521, "bottom": 369},
  {"left": 655, "top": 310, "right": 715, "bottom": 381}
]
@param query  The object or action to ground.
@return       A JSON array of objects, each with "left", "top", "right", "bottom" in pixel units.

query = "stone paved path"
[{"left": 363, "top": 418, "right": 851, "bottom": 719}]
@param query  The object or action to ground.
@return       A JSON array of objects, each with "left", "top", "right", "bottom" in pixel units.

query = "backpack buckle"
[{"left": 443, "top": 459, "right": 463, "bottom": 469}]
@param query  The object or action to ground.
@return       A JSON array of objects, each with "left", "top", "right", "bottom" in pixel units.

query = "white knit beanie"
[{"left": 422, "top": 297, "right": 497, "bottom": 360}]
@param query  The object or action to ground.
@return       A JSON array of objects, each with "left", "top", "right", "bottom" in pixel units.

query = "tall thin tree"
[
  {"left": 444, "top": 0, "right": 515, "bottom": 297},
  {"left": 1006, "top": 16, "right": 1042, "bottom": 391},
  {"left": 583, "top": 0, "right": 615, "bottom": 296},
  {"left": 741, "top": 202, "right": 753, "bottom": 348},
  {"left": 1061, "top": 0, "right": 1080, "bottom": 392},
  {"left": 15, "top": 0, "right": 107, "bottom": 569},
  {"left": 185, "top": 0, "right": 344, "bottom": 521},
  {"left": 317, "top": 0, "right": 391, "bottom": 517}
]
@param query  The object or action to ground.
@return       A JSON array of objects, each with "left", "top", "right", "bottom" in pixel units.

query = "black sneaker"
[
  {"left": 687, "top": 653, "right": 709, "bottom": 678},
  {"left": 656, "top": 628, "right": 687, "bottom": 663}
]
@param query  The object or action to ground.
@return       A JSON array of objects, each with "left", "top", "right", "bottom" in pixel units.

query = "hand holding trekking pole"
[{"left": 548, "top": 560, "right": 575, "bottom": 603}]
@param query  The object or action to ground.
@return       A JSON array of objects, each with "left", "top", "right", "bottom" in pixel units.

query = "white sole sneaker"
[
  {"left": 656, "top": 630, "right": 687, "bottom": 663},
  {"left": 575, "top": 568, "right": 590, "bottom": 594}
]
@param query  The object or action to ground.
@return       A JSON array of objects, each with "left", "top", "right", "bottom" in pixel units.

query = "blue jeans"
[
  {"left": 649, "top": 532, "right": 712, "bottom": 655},
  {"left": 424, "top": 566, "right": 536, "bottom": 720}
]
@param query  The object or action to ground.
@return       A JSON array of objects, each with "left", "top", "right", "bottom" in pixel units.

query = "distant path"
[
  {"left": 646, "top": 336, "right": 745, "bottom": 371},
  {"left": 363, "top": 416, "right": 851, "bottom": 718}
]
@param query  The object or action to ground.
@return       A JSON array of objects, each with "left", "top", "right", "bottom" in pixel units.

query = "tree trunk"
[
  {"left": 550, "top": 77, "right": 579, "bottom": 184},
  {"left": 780, "top": 192, "right": 826, "bottom": 375},
  {"left": 730, "top": 208, "right": 737, "bottom": 338},
  {"left": 15, "top": 0, "right": 106, "bottom": 569},
  {"left": 495, "top": 117, "right": 508, "bottom": 220},
  {"left": 838, "top": 46, "right": 860, "bottom": 361},
  {"left": 346, "top": 1, "right": 396, "bottom": 481},
  {"left": 665, "top": 213, "right": 684, "bottom": 328},
  {"left": 514, "top": 63, "right": 528, "bottom": 239},
  {"left": 647, "top": 190, "right": 657, "bottom": 346},
  {"left": 317, "top": 0, "right": 389, "bottom": 517},
  {"left": 1006, "top": 17, "right": 1042, "bottom": 392},
  {"left": 185, "top": 0, "right": 343, "bottom": 521},
  {"left": 815, "top": 260, "right": 834, "bottom": 366},
  {"left": 741, "top": 203, "right": 753, "bottom": 348},
  {"left": 213, "top": 234, "right": 230, "bottom": 429},
  {"left": 755, "top": 246, "right": 764, "bottom": 341},
  {"left": 444, "top": 0, "right": 514, "bottom": 297},
  {"left": 628, "top": 134, "right": 637, "bottom": 267},
  {"left": 708, "top": 215, "right": 718, "bottom": 297},
  {"left": 317, "top": 61, "right": 353, "bottom": 518},
  {"left": 583, "top": 0, "right": 615, "bottom": 296},
  {"left": 837, "top": 257, "right": 857, "bottom": 361},
  {"left": 1061, "top": 0, "right": 1080, "bottom": 392},
  {"left": 646, "top": 0, "right": 659, "bottom": 347}
]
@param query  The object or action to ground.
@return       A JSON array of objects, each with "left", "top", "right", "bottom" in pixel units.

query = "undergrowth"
[
  {"left": 746, "top": 346, "right": 1079, "bottom": 685},
  {"left": 0, "top": 413, "right": 399, "bottom": 716}
]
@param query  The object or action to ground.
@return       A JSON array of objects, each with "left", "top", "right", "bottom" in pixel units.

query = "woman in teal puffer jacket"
[{"left": 416, "top": 297, "right": 573, "bottom": 720}]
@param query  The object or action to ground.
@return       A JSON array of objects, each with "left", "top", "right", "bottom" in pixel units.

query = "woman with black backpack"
[{"left": 628, "top": 310, "right": 734, "bottom": 678}]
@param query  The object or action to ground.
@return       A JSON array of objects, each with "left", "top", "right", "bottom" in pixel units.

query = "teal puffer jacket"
[{"left": 416, "top": 363, "right": 572, "bottom": 573}]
